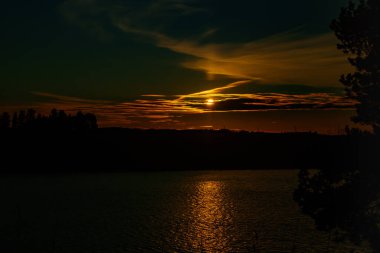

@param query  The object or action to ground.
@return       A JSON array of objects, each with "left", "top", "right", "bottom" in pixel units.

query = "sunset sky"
[{"left": 1, "top": 0, "right": 357, "bottom": 132}]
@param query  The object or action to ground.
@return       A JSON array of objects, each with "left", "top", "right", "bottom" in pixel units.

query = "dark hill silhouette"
[{"left": 0, "top": 109, "right": 378, "bottom": 173}]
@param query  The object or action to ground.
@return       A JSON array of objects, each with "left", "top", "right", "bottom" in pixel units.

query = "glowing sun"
[{"left": 206, "top": 98, "right": 215, "bottom": 106}]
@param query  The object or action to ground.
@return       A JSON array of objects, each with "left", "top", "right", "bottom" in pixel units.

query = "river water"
[{"left": 0, "top": 170, "right": 366, "bottom": 252}]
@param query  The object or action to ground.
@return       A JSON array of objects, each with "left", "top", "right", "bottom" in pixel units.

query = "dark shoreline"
[{"left": 1, "top": 128, "right": 378, "bottom": 173}]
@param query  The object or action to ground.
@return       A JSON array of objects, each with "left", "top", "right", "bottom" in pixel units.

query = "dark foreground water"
[{"left": 0, "top": 170, "right": 367, "bottom": 253}]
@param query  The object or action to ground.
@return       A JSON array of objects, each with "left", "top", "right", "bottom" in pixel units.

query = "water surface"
[{"left": 0, "top": 170, "right": 365, "bottom": 252}]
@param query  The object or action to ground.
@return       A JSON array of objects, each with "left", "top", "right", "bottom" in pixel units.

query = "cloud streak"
[
  {"left": 111, "top": 0, "right": 352, "bottom": 87},
  {"left": 61, "top": 0, "right": 351, "bottom": 86},
  {"left": 117, "top": 23, "right": 351, "bottom": 86},
  {"left": 0, "top": 84, "right": 352, "bottom": 128},
  {"left": 50, "top": 0, "right": 357, "bottom": 131}
]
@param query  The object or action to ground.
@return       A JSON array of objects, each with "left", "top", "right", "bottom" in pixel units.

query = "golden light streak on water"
[{"left": 186, "top": 181, "right": 233, "bottom": 252}]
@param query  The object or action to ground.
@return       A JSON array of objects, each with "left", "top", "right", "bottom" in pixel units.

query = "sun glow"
[{"left": 206, "top": 98, "right": 215, "bottom": 106}]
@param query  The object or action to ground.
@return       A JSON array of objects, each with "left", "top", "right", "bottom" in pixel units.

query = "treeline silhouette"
[
  {"left": 293, "top": 1, "right": 380, "bottom": 251},
  {"left": 0, "top": 111, "right": 378, "bottom": 173},
  {"left": 0, "top": 109, "right": 98, "bottom": 130}
]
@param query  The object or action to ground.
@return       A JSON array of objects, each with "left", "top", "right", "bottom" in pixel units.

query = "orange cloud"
[
  {"left": 116, "top": 20, "right": 352, "bottom": 86},
  {"left": 0, "top": 82, "right": 353, "bottom": 129}
]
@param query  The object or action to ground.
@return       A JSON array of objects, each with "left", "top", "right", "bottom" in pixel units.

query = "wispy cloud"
[
  {"left": 31, "top": 92, "right": 111, "bottom": 104},
  {"left": 60, "top": 0, "right": 116, "bottom": 40},
  {"left": 116, "top": 23, "right": 351, "bottom": 86},
  {"left": 146, "top": 0, "right": 205, "bottom": 16},
  {"left": 50, "top": 0, "right": 356, "bottom": 130},
  {"left": 60, "top": 0, "right": 204, "bottom": 40},
  {"left": 61, "top": 0, "right": 351, "bottom": 86},
  {"left": 1, "top": 84, "right": 351, "bottom": 128}
]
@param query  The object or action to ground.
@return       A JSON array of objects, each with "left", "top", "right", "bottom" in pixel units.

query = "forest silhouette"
[
  {"left": 0, "top": 109, "right": 97, "bottom": 130},
  {"left": 0, "top": 109, "right": 378, "bottom": 174}
]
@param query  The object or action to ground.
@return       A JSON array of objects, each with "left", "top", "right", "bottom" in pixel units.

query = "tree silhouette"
[
  {"left": 330, "top": 0, "right": 380, "bottom": 133},
  {"left": 18, "top": 110, "right": 26, "bottom": 128},
  {"left": 12, "top": 112, "right": 19, "bottom": 129},
  {"left": 85, "top": 113, "right": 98, "bottom": 129},
  {"left": 1, "top": 109, "right": 99, "bottom": 130},
  {"left": 0, "top": 112, "right": 11, "bottom": 129},
  {"left": 295, "top": 1, "right": 380, "bottom": 251}
]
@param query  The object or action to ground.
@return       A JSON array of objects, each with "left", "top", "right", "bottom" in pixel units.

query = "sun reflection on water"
[{"left": 187, "top": 180, "right": 233, "bottom": 252}]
